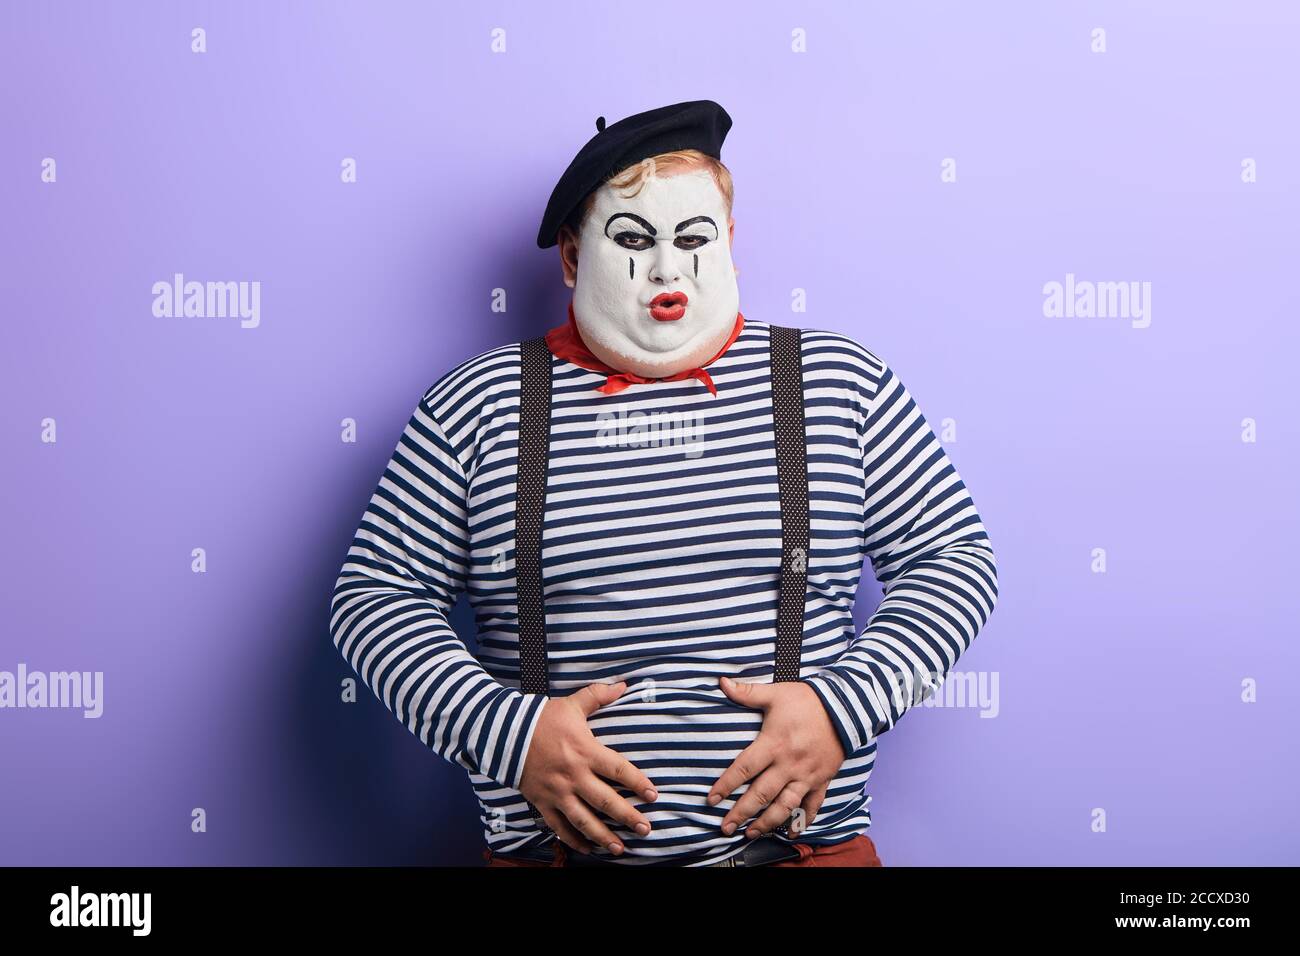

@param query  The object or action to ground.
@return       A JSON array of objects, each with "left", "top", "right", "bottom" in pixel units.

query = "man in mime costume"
[{"left": 330, "top": 100, "right": 999, "bottom": 867}]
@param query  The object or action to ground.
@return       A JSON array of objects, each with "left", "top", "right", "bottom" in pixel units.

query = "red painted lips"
[{"left": 649, "top": 291, "right": 689, "bottom": 322}]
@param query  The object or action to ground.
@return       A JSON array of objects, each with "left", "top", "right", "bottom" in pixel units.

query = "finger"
[
  {"left": 539, "top": 803, "right": 593, "bottom": 856},
  {"left": 719, "top": 675, "right": 776, "bottom": 710},
  {"left": 707, "top": 738, "right": 775, "bottom": 808},
  {"left": 590, "top": 744, "right": 658, "bottom": 803},
  {"left": 575, "top": 775, "right": 652, "bottom": 837},
  {"left": 721, "top": 765, "right": 791, "bottom": 836},
  {"left": 571, "top": 681, "right": 628, "bottom": 718},
  {"left": 795, "top": 786, "right": 827, "bottom": 835},
  {"left": 746, "top": 781, "right": 809, "bottom": 839},
  {"left": 559, "top": 796, "right": 627, "bottom": 856}
]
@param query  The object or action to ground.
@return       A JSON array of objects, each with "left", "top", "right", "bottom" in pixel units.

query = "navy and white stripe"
[{"left": 329, "top": 319, "right": 998, "bottom": 864}]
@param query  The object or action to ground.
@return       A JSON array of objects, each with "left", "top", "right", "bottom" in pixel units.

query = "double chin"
[
  {"left": 574, "top": 284, "right": 740, "bottom": 378},
  {"left": 576, "top": 310, "right": 736, "bottom": 377}
]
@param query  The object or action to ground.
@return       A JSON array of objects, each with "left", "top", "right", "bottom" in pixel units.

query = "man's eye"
[
  {"left": 674, "top": 235, "right": 708, "bottom": 250},
  {"left": 614, "top": 232, "right": 654, "bottom": 251}
]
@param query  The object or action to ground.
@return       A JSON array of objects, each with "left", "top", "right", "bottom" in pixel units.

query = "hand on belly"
[{"left": 580, "top": 679, "right": 768, "bottom": 854}]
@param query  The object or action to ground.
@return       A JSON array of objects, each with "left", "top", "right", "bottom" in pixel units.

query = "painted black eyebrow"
[
  {"left": 604, "top": 213, "right": 656, "bottom": 238},
  {"left": 675, "top": 215, "right": 717, "bottom": 234}
]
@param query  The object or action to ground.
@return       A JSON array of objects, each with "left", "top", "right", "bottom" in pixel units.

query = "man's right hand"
[{"left": 518, "top": 680, "right": 657, "bottom": 856}]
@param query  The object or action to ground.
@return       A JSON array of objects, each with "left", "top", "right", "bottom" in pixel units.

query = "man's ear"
[{"left": 558, "top": 225, "right": 579, "bottom": 289}]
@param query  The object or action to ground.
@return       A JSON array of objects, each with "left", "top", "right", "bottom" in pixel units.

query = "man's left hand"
[{"left": 708, "top": 676, "right": 846, "bottom": 838}]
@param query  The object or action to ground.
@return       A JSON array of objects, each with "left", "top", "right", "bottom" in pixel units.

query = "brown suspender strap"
[
  {"left": 516, "top": 337, "right": 553, "bottom": 698},
  {"left": 768, "top": 324, "right": 810, "bottom": 683},
  {"left": 515, "top": 337, "right": 555, "bottom": 833}
]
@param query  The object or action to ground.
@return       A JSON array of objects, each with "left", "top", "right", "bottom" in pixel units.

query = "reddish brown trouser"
[{"left": 483, "top": 833, "right": 883, "bottom": 867}]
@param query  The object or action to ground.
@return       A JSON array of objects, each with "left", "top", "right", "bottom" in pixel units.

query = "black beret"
[{"left": 535, "top": 99, "right": 733, "bottom": 249}]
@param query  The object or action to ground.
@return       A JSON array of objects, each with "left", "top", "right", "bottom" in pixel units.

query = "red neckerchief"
[{"left": 545, "top": 301, "right": 745, "bottom": 396}]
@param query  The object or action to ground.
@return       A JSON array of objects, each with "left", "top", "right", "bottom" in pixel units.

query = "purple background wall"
[{"left": 2, "top": 1, "right": 1296, "bottom": 865}]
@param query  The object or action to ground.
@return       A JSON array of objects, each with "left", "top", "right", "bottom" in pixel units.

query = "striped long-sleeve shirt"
[{"left": 329, "top": 319, "right": 998, "bottom": 865}]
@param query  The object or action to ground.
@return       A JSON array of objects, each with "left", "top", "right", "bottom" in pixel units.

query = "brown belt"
[{"left": 498, "top": 834, "right": 802, "bottom": 868}]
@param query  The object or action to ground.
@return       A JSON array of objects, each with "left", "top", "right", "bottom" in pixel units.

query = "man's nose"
[{"left": 647, "top": 240, "right": 680, "bottom": 284}]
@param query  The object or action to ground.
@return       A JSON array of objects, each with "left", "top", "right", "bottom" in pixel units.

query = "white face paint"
[{"left": 571, "top": 167, "right": 740, "bottom": 378}]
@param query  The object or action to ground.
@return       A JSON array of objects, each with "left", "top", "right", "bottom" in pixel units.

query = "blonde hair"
[{"left": 563, "top": 148, "right": 734, "bottom": 237}]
